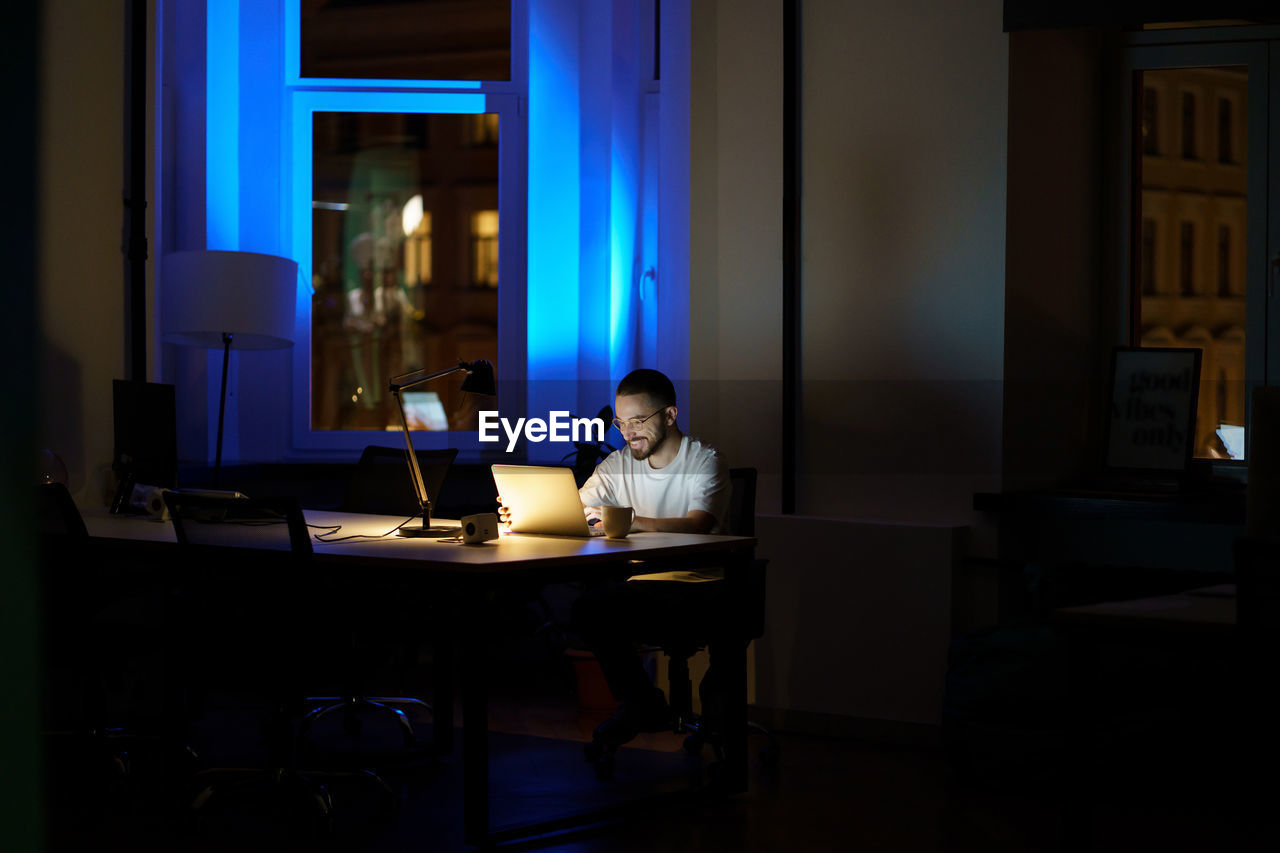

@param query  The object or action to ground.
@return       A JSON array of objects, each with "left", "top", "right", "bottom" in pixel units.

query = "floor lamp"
[{"left": 162, "top": 250, "right": 297, "bottom": 487}]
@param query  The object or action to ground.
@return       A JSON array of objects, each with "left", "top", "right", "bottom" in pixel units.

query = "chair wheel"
[{"left": 682, "top": 734, "right": 704, "bottom": 756}]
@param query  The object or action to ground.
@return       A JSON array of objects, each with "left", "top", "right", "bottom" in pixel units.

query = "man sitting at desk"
[{"left": 564, "top": 368, "right": 732, "bottom": 748}]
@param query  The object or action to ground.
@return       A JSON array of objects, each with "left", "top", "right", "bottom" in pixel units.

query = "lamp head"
[
  {"left": 459, "top": 359, "right": 496, "bottom": 396},
  {"left": 161, "top": 250, "right": 297, "bottom": 350}
]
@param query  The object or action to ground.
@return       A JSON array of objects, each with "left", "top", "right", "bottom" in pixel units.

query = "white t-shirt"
[{"left": 578, "top": 434, "right": 730, "bottom": 582}]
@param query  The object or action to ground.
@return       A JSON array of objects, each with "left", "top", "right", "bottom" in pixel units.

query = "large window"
[
  {"left": 285, "top": 1, "right": 523, "bottom": 449},
  {"left": 309, "top": 111, "right": 500, "bottom": 432},
  {"left": 1125, "top": 38, "right": 1271, "bottom": 463},
  {"left": 174, "top": 0, "right": 672, "bottom": 465}
]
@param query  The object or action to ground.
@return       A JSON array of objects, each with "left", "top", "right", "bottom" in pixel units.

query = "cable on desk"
[{"left": 311, "top": 516, "right": 418, "bottom": 543}]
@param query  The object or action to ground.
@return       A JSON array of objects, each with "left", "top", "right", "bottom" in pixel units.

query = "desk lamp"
[
  {"left": 389, "top": 358, "right": 495, "bottom": 536},
  {"left": 162, "top": 250, "right": 297, "bottom": 487}
]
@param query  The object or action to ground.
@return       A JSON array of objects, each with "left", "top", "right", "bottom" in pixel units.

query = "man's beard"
[{"left": 628, "top": 420, "right": 667, "bottom": 460}]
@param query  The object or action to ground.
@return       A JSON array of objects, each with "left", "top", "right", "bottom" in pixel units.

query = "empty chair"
[
  {"left": 164, "top": 491, "right": 392, "bottom": 832},
  {"left": 339, "top": 444, "right": 458, "bottom": 519},
  {"left": 37, "top": 482, "right": 135, "bottom": 807},
  {"left": 297, "top": 445, "right": 458, "bottom": 761}
]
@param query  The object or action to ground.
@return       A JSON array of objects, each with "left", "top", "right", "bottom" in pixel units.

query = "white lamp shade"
[{"left": 162, "top": 250, "right": 298, "bottom": 350}]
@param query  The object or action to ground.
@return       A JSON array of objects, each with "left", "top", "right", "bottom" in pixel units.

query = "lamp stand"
[
  {"left": 387, "top": 359, "right": 494, "bottom": 538},
  {"left": 381, "top": 356, "right": 491, "bottom": 532},
  {"left": 214, "top": 332, "right": 232, "bottom": 488},
  {"left": 391, "top": 385, "right": 459, "bottom": 538}
]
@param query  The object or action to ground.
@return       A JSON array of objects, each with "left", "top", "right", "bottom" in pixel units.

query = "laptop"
[{"left": 491, "top": 464, "right": 600, "bottom": 537}]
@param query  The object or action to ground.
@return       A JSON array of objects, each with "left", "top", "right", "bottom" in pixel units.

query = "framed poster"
[{"left": 1105, "top": 346, "right": 1202, "bottom": 473}]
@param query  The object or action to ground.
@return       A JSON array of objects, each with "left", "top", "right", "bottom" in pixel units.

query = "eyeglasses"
[{"left": 611, "top": 407, "right": 667, "bottom": 432}]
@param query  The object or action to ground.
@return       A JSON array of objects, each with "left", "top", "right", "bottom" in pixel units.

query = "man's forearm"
[{"left": 633, "top": 512, "right": 715, "bottom": 535}]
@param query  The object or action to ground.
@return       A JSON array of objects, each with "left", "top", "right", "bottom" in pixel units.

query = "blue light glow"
[
  {"left": 206, "top": 0, "right": 239, "bottom": 249},
  {"left": 609, "top": 137, "right": 639, "bottom": 382},
  {"left": 292, "top": 77, "right": 484, "bottom": 90},
  {"left": 526, "top": 0, "right": 581, "bottom": 429}
]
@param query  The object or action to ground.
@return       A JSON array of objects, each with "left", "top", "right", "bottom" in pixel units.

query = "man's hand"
[
  {"left": 583, "top": 504, "right": 603, "bottom": 530},
  {"left": 496, "top": 496, "right": 512, "bottom": 529}
]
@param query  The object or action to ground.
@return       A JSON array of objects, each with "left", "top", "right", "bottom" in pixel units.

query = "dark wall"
[
  {"left": 1002, "top": 27, "right": 1120, "bottom": 489},
  {"left": 1004, "top": 1, "right": 1280, "bottom": 31},
  {"left": 1, "top": 0, "right": 44, "bottom": 847}
]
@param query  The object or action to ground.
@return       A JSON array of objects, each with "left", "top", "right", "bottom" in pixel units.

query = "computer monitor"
[{"left": 112, "top": 379, "right": 177, "bottom": 488}]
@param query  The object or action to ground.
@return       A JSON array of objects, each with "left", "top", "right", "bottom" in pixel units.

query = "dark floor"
[{"left": 41, "top": 634, "right": 1280, "bottom": 853}]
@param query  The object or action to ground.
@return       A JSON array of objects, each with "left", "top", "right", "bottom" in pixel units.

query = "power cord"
[{"left": 311, "top": 516, "right": 418, "bottom": 543}]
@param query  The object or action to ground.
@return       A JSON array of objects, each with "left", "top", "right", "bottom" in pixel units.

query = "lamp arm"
[
  {"left": 388, "top": 361, "right": 468, "bottom": 533},
  {"left": 391, "top": 387, "right": 432, "bottom": 523},
  {"left": 389, "top": 361, "right": 469, "bottom": 393}
]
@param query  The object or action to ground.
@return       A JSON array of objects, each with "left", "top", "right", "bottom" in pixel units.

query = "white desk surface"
[{"left": 83, "top": 507, "right": 755, "bottom": 575}]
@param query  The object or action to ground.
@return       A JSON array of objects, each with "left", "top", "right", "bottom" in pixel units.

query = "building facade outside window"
[
  {"left": 1180, "top": 90, "right": 1197, "bottom": 159},
  {"left": 1132, "top": 62, "right": 1248, "bottom": 459}
]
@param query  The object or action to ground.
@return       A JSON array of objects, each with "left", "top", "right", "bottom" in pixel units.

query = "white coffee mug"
[{"left": 601, "top": 505, "right": 635, "bottom": 538}]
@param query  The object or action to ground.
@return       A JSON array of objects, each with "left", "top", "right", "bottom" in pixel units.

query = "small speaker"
[{"left": 460, "top": 512, "right": 499, "bottom": 544}]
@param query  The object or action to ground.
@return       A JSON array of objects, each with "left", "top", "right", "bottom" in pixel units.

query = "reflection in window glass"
[
  {"left": 470, "top": 210, "right": 499, "bottom": 287},
  {"left": 310, "top": 111, "right": 499, "bottom": 431},
  {"left": 405, "top": 204, "right": 432, "bottom": 286},
  {"left": 1134, "top": 67, "right": 1247, "bottom": 460},
  {"left": 468, "top": 113, "right": 500, "bottom": 147},
  {"left": 300, "top": 0, "right": 512, "bottom": 81}
]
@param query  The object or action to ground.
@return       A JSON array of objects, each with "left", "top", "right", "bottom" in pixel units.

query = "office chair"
[
  {"left": 36, "top": 482, "right": 134, "bottom": 798},
  {"left": 585, "top": 467, "right": 781, "bottom": 780},
  {"left": 338, "top": 444, "right": 458, "bottom": 519},
  {"left": 297, "top": 445, "right": 457, "bottom": 761},
  {"left": 164, "top": 491, "right": 392, "bottom": 832}
]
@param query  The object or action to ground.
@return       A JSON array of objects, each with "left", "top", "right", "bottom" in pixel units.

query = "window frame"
[
  {"left": 1120, "top": 34, "right": 1273, "bottom": 464},
  {"left": 283, "top": 1, "right": 528, "bottom": 454}
]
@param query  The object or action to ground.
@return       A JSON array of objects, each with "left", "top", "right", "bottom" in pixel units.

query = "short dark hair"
[{"left": 615, "top": 368, "right": 677, "bottom": 408}]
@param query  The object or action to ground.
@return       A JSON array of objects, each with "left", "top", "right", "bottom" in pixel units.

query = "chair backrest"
[
  {"left": 164, "top": 492, "right": 312, "bottom": 557},
  {"left": 35, "top": 483, "right": 92, "bottom": 625},
  {"left": 341, "top": 444, "right": 459, "bottom": 518},
  {"left": 727, "top": 467, "right": 757, "bottom": 537},
  {"left": 660, "top": 467, "right": 765, "bottom": 659},
  {"left": 728, "top": 468, "right": 764, "bottom": 639},
  {"left": 37, "top": 482, "right": 88, "bottom": 539}
]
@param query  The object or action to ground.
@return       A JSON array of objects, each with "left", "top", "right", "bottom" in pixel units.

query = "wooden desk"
[{"left": 84, "top": 508, "right": 758, "bottom": 847}]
